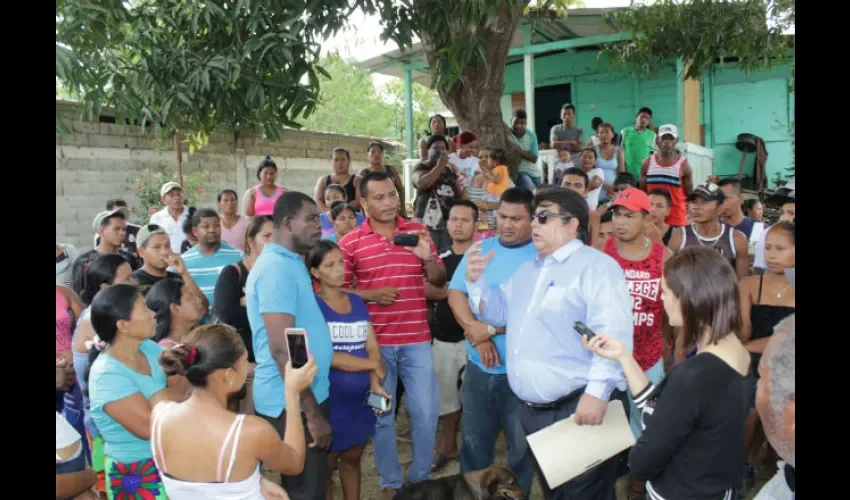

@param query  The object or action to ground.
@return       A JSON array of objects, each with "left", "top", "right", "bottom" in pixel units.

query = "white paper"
[{"left": 526, "top": 402, "right": 636, "bottom": 489}]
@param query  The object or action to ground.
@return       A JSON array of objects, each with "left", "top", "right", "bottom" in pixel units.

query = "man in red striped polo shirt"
[{"left": 338, "top": 171, "right": 447, "bottom": 499}]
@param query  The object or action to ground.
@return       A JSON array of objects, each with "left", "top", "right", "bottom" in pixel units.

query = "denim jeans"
[
  {"left": 517, "top": 172, "right": 542, "bottom": 191},
  {"left": 460, "top": 362, "right": 535, "bottom": 497},
  {"left": 374, "top": 342, "right": 439, "bottom": 489}
]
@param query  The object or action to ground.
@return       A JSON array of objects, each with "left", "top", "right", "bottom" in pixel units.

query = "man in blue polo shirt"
[
  {"left": 246, "top": 191, "right": 333, "bottom": 500},
  {"left": 447, "top": 187, "right": 538, "bottom": 497}
]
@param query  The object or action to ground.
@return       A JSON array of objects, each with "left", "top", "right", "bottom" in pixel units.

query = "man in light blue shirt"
[
  {"left": 181, "top": 208, "right": 242, "bottom": 308},
  {"left": 447, "top": 187, "right": 538, "bottom": 497},
  {"left": 465, "top": 187, "right": 634, "bottom": 500},
  {"left": 507, "top": 108, "right": 541, "bottom": 191},
  {"left": 246, "top": 191, "right": 334, "bottom": 500}
]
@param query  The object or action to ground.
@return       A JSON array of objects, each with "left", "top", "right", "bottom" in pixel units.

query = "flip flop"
[{"left": 431, "top": 453, "right": 456, "bottom": 472}]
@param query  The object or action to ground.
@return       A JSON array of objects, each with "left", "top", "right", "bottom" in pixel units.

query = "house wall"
[
  {"left": 56, "top": 108, "right": 392, "bottom": 249},
  {"left": 502, "top": 51, "right": 793, "bottom": 186}
]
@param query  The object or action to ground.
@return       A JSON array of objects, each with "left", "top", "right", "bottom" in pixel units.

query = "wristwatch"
[{"left": 487, "top": 325, "right": 496, "bottom": 337}]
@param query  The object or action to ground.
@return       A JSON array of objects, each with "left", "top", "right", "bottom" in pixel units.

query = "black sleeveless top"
[
  {"left": 749, "top": 273, "right": 794, "bottom": 377},
  {"left": 326, "top": 174, "right": 357, "bottom": 203}
]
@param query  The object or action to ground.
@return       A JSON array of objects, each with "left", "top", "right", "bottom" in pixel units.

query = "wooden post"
[{"left": 678, "top": 61, "right": 702, "bottom": 145}]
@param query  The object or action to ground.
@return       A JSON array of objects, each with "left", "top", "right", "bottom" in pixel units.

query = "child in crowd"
[
  {"left": 552, "top": 148, "right": 574, "bottom": 186},
  {"left": 469, "top": 148, "right": 511, "bottom": 241}
]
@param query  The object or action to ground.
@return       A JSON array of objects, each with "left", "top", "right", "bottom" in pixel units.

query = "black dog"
[{"left": 393, "top": 465, "right": 524, "bottom": 500}]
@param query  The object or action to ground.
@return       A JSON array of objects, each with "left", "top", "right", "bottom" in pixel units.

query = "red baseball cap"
[{"left": 611, "top": 188, "right": 651, "bottom": 213}]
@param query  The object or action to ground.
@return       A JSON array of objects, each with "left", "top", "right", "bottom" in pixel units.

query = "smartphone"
[
  {"left": 573, "top": 321, "right": 597, "bottom": 341},
  {"left": 393, "top": 233, "right": 419, "bottom": 247},
  {"left": 364, "top": 391, "right": 391, "bottom": 412},
  {"left": 285, "top": 328, "right": 310, "bottom": 368}
]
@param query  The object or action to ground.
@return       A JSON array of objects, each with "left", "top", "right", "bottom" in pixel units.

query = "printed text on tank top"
[{"left": 604, "top": 237, "right": 666, "bottom": 371}]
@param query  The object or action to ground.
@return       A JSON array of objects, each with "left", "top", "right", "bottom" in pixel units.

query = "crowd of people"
[{"left": 56, "top": 108, "right": 795, "bottom": 500}]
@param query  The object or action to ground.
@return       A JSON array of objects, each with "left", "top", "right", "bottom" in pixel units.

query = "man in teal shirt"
[
  {"left": 447, "top": 188, "right": 538, "bottom": 497},
  {"left": 620, "top": 107, "right": 657, "bottom": 179},
  {"left": 246, "top": 191, "right": 334, "bottom": 500},
  {"left": 507, "top": 109, "right": 540, "bottom": 191}
]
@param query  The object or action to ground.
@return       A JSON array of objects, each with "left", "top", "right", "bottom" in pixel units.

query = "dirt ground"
[{"left": 264, "top": 405, "right": 769, "bottom": 500}]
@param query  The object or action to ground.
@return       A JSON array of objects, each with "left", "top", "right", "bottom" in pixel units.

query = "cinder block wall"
[{"left": 56, "top": 108, "right": 394, "bottom": 250}]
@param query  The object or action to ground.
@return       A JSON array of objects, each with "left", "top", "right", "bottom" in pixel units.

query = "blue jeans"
[
  {"left": 517, "top": 172, "right": 542, "bottom": 191},
  {"left": 460, "top": 362, "right": 535, "bottom": 497},
  {"left": 374, "top": 342, "right": 439, "bottom": 489}
]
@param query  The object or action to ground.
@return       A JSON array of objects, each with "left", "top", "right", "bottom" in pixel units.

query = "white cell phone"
[{"left": 285, "top": 328, "right": 310, "bottom": 368}]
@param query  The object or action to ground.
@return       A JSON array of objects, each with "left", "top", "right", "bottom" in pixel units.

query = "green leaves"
[
  {"left": 600, "top": 0, "right": 794, "bottom": 81},
  {"left": 56, "top": 0, "right": 359, "bottom": 148}
]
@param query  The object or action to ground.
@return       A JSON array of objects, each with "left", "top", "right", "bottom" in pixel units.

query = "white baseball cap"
[
  {"left": 160, "top": 182, "right": 183, "bottom": 197},
  {"left": 658, "top": 124, "right": 679, "bottom": 139}
]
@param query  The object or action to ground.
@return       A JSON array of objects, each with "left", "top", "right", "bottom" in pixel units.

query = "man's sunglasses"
[{"left": 531, "top": 210, "right": 572, "bottom": 225}]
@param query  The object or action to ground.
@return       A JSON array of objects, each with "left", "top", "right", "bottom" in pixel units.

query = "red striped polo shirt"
[{"left": 338, "top": 216, "right": 443, "bottom": 346}]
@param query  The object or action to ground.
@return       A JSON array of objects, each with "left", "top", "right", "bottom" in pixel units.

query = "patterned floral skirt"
[
  {"left": 105, "top": 456, "right": 167, "bottom": 500},
  {"left": 86, "top": 433, "right": 106, "bottom": 492}
]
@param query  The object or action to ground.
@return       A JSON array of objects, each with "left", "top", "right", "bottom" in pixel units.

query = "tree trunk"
[
  {"left": 173, "top": 132, "right": 184, "bottom": 186},
  {"left": 418, "top": 1, "right": 527, "bottom": 181}
]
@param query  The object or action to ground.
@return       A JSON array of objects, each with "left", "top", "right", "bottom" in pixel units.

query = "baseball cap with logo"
[
  {"left": 611, "top": 188, "right": 651, "bottom": 213},
  {"left": 687, "top": 183, "right": 726, "bottom": 203},
  {"left": 136, "top": 224, "right": 169, "bottom": 249},
  {"left": 160, "top": 182, "right": 183, "bottom": 197},
  {"left": 658, "top": 124, "right": 679, "bottom": 139},
  {"left": 92, "top": 207, "right": 129, "bottom": 231}
]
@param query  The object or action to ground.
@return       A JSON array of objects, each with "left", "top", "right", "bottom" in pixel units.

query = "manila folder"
[{"left": 526, "top": 402, "right": 636, "bottom": 489}]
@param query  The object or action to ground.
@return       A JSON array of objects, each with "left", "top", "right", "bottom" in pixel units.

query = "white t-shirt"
[
  {"left": 56, "top": 411, "right": 81, "bottom": 462},
  {"left": 586, "top": 167, "right": 605, "bottom": 209},
  {"left": 449, "top": 154, "right": 480, "bottom": 189},
  {"left": 150, "top": 207, "right": 189, "bottom": 253}
]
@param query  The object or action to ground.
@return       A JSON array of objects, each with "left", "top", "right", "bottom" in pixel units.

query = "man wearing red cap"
[{"left": 604, "top": 187, "right": 672, "bottom": 500}]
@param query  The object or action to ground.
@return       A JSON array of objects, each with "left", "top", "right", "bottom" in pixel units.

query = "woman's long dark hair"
[
  {"left": 664, "top": 247, "right": 742, "bottom": 350},
  {"left": 145, "top": 278, "right": 184, "bottom": 342},
  {"left": 85, "top": 284, "right": 141, "bottom": 393},
  {"left": 160, "top": 324, "right": 246, "bottom": 388},
  {"left": 79, "top": 254, "right": 131, "bottom": 306}
]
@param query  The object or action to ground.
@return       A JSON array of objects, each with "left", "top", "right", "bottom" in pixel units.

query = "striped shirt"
[
  {"left": 181, "top": 242, "right": 242, "bottom": 306},
  {"left": 338, "top": 217, "right": 443, "bottom": 346},
  {"left": 645, "top": 154, "right": 689, "bottom": 226}
]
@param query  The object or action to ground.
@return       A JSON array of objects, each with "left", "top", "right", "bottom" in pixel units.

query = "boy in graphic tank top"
[
  {"left": 640, "top": 124, "right": 693, "bottom": 227},
  {"left": 604, "top": 188, "right": 671, "bottom": 499}
]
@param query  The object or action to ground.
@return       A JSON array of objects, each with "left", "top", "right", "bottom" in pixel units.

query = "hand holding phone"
[
  {"left": 573, "top": 321, "right": 597, "bottom": 341},
  {"left": 364, "top": 391, "right": 391, "bottom": 413},
  {"left": 393, "top": 233, "right": 419, "bottom": 247},
  {"left": 576, "top": 322, "right": 629, "bottom": 361},
  {"left": 285, "top": 328, "right": 310, "bottom": 369},
  {"left": 284, "top": 358, "right": 317, "bottom": 394}
]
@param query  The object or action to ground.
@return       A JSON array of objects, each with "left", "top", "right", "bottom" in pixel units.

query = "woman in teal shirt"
[
  {"left": 323, "top": 201, "right": 360, "bottom": 243},
  {"left": 87, "top": 284, "right": 185, "bottom": 500}
]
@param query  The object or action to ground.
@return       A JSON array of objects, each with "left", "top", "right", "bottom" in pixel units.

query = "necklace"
[
  {"left": 775, "top": 283, "right": 794, "bottom": 299},
  {"left": 617, "top": 236, "right": 650, "bottom": 260},
  {"left": 692, "top": 223, "right": 724, "bottom": 250}
]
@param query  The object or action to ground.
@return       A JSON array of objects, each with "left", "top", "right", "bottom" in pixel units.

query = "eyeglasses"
[{"left": 531, "top": 210, "right": 572, "bottom": 225}]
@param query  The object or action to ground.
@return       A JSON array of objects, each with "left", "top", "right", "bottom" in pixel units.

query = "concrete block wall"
[{"left": 56, "top": 112, "right": 392, "bottom": 250}]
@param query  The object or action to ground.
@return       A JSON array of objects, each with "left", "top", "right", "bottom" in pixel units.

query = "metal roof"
[{"left": 354, "top": 8, "right": 625, "bottom": 85}]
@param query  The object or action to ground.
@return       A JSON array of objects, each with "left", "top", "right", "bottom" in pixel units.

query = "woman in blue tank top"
[{"left": 307, "top": 240, "right": 390, "bottom": 499}]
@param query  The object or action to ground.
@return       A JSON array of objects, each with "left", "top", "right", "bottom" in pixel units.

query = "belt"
[{"left": 524, "top": 387, "right": 585, "bottom": 410}]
